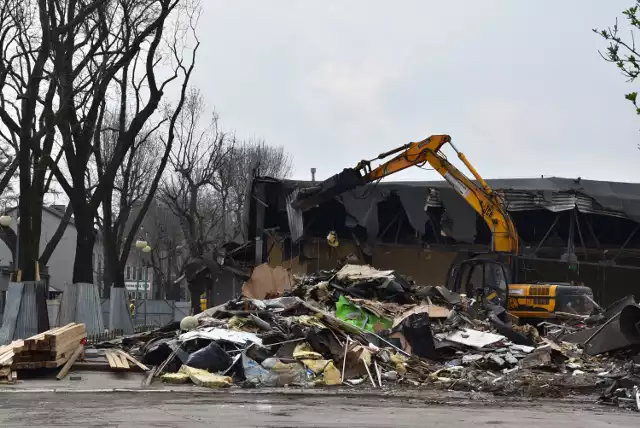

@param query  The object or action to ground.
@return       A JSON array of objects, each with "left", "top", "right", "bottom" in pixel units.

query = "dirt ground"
[{"left": 0, "top": 392, "right": 637, "bottom": 428}]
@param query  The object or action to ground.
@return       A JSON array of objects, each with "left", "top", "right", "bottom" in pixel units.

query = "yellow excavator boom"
[{"left": 351, "top": 135, "right": 518, "bottom": 253}]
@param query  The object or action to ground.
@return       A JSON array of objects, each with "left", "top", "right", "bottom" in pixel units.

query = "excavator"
[{"left": 289, "top": 135, "right": 596, "bottom": 321}]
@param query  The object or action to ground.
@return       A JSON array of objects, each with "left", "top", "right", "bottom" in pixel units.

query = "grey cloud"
[{"left": 194, "top": 0, "right": 639, "bottom": 183}]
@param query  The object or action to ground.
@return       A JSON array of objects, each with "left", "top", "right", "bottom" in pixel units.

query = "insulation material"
[
  {"left": 293, "top": 343, "right": 323, "bottom": 360},
  {"left": 161, "top": 372, "right": 190, "bottom": 384},
  {"left": 179, "top": 365, "right": 232, "bottom": 388},
  {"left": 322, "top": 361, "right": 342, "bottom": 385},
  {"left": 301, "top": 359, "right": 330, "bottom": 375}
]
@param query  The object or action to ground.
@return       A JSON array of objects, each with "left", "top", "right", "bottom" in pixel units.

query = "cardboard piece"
[{"left": 242, "top": 264, "right": 293, "bottom": 300}]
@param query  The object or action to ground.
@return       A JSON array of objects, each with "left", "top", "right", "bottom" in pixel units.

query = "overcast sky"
[{"left": 193, "top": 1, "right": 639, "bottom": 183}]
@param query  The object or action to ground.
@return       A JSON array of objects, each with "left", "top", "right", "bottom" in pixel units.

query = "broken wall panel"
[{"left": 265, "top": 235, "right": 457, "bottom": 287}]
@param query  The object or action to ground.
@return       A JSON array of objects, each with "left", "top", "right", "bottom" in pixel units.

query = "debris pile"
[{"left": 94, "top": 263, "right": 640, "bottom": 410}]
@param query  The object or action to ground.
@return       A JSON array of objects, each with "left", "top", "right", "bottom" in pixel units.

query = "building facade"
[{"left": 0, "top": 205, "right": 105, "bottom": 294}]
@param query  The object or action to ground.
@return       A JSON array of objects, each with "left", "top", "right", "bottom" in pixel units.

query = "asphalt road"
[{"left": 0, "top": 392, "right": 637, "bottom": 427}]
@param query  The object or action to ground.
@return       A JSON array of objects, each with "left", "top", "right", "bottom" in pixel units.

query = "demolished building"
[{"left": 246, "top": 176, "right": 640, "bottom": 306}]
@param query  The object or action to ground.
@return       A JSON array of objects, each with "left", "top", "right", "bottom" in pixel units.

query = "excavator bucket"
[
  {"left": 290, "top": 168, "right": 366, "bottom": 211},
  {"left": 285, "top": 168, "right": 366, "bottom": 241}
]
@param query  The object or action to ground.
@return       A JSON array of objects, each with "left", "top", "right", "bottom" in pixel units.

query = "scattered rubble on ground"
[
  {"left": 89, "top": 264, "right": 640, "bottom": 411},
  {"left": 1, "top": 263, "right": 640, "bottom": 413}
]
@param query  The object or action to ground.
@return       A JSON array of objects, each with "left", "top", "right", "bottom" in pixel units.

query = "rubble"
[
  {"left": 2, "top": 263, "right": 640, "bottom": 413},
  {"left": 81, "top": 263, "right": 632, "bottom": 410}
]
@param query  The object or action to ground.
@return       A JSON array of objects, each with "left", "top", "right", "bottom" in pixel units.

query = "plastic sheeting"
[{"left": 274, "top": 176, "right": 640, "bottom": 246}]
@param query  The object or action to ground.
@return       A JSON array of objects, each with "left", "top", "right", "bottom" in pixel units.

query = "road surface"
[{"left": 0, "top": 392, "right": 636, "bottom": 427}]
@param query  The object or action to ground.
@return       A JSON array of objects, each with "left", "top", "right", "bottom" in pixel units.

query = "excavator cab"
[
  {"left": 445, "top": 258, "right": 510, "bottom": 308},
  {"left": 445, "top": 256, "right": 597, "bottom": 321}
]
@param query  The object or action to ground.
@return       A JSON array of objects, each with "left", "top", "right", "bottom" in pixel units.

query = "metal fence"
[
  {"left": 2, "top": 297, "right": 190, "bottom": 331},
  {"left": 86, "top": 325, "right": 158, "bottom": 344},
  {"left": 100, "top": 299, "right": 189, "bottom": 328}
]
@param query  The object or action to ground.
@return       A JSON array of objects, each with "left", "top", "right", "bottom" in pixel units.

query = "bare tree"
[
  {"left": 0, "top": 0, "right": 66, "bottom": 281},
  {"left": 158, "top": 88, "right": 293, "bottom": 311},
  {"left": 34, "top": 0, "right": 202, "bottom": 290},
  {"left": 95, "top": 110, "right": 161, "bottom": 295},
  {"left": 159, "top": 88, "right": 231, "bottom": 259},
  {"left": 221, "top": 139, "right": 292, "bottom": 241},
  {"left": 143, "top": 200, "right": 188, "bottom": 300}
]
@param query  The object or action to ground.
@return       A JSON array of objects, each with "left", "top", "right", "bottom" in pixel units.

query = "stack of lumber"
[
  {"left": 0, "top": 340, "right": 21, "bottom": 383},
  {"left": 0, "top": 323, "right": 86, "bottom": 371}
]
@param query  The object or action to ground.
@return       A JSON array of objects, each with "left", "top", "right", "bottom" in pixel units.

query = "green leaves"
[
  {"left": 625, "top": 92, "right": 640, "bottom": 114},
  {"left": 596, "top": 2, "right": 640, "bottom": 118}
]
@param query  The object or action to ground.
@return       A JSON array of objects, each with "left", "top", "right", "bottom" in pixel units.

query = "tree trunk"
[
  {"left": 112, "top": 268, "right": 126, "bottom": 289},
  {"left": 102, "top": 238, "right": 113, "bottom": 298},
  {"left": 39, "top": 203, "right": 73, "bottom": 266},
  {"left": 72, "top": 213, "right": 96, "bottom": 284},
  {"left": 18, "top": 140, "right": 35, "bottom": 281}
]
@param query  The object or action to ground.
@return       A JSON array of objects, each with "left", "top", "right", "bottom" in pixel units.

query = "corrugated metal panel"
[
  {"left": 76, "top": 283, "right": 104, "bottom": 335},
  {"left": 13, "top": 282, "right": 40, "bottom": 340},
  {"left": 0, "top": 281, "right": 46, "bottom": 344},
  {"left": 108, "top": 287, "right": 134, "bottom": 334},
  {"left": 60, "top": 283, "right": 104, "bottom": 334},
  {"left": 424, "top": 188, "right": 628, "bottom": 219},
  {"left": 0, "top": 282, "right": 23, "bottom": 345}
]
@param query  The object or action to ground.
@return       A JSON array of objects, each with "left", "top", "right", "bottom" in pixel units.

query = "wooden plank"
[
  {"left": 0, "top": 351, "right": 14, "bottom": 366},
  {"left": 51, "top": 333, "right": 86, "bottom": 354},
  {"left": 56, "top": 345, "right": 84, "bottom": 380},
  {"left": 105, "top": 351, "right": 130, "bottom": 370},
  {"left": 142, "top": 367, "right": 156, "bottom": 386},
  {"left": 13, "top": 361, "right": 41, "bottom": 370},
  {"left": 43, "top": 323, "right": 76, "bottom": 340},
  {"left": 24, "top": 325, "right": 71, "bottom": 351},
  {"left": 117, "top": 350, "right": 150, "bottom": 372},
  {"left": 47, "top": 324, "right": 86, "bottom": 344},
  {"left": 54, "top": 344, "right": 82, "bottom": 361},
  {"left": 105, "top": 351, "right": 117, "bottom": 368},
  {"left": 0, "top": 340, "right": 22, "bottom": 355},
  {"left": 118, "top": 354, "right": 130, "bottom": 370}
]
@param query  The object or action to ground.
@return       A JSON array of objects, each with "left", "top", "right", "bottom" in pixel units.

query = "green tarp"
[{"left": 335, "top": 295, "right": 392, "bottom": 333}]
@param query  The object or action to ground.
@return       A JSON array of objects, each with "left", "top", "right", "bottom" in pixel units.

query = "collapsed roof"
[{"left": 249, "top": 176, "right": 640, "bottom": 255}]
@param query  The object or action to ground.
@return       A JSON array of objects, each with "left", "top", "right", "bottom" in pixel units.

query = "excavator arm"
[{"left": 291, "top": 135, "right": 518, "bottom": 253}]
